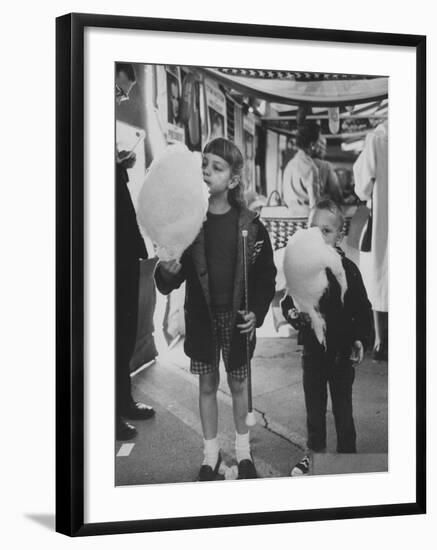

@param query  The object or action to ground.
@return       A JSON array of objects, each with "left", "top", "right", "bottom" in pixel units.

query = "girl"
[{"left": 155, "top": 138, "right": 276, "bottom": 481}]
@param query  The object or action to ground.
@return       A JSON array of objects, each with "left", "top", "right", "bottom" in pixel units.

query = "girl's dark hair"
[
  {"left": 296, "top": 122, "right": 321, "bottom": 150},
  {"left": 203, "top": 138, "right": 246, "bottom": 209}
]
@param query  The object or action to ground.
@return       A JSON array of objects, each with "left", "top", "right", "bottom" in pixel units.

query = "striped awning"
[{"left": 204, "top": 67, "right": 388, "bottom": 107}]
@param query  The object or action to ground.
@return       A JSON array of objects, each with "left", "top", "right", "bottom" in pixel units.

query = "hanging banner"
[
  {"left": 205, "top": 68, "right": 388, "bottom": 105},
  {"left": 243, "top": 113, "right": 256, "bottom": 191},
  {"left": 204, "top": 78, "right": 227, "bottom": 141},
  {"left": 163, "top": 66, "right": 185, "bottom": 144},
  {"left": 180, "top": 72, "right": 202, "bottom": 151},
  {"left": 328, "top": 106, "right": 340, "bottom": 134},
  {"left": 233, "top": 103, "right": 244, "bottom": 152}
]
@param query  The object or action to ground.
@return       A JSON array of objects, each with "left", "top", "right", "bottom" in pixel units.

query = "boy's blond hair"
[{"left": 309, "top": 198, "right": 345, "bottom": 231}]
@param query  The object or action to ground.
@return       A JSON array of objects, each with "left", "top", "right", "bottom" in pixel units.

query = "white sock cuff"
[
  {"left": 203, "top": 437, "right": 219, "bottom": 453},
  {"left": 235, "top": 431, "right": 251, "bottom": 462},
  {"left": 203, "top": 437, "right": 220, "bottom": 467},
  {"left": 235, "top": 431, "right": 250, "bottom": 446}
]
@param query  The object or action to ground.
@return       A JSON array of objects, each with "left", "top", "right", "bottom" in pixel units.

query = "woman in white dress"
[{"left": 353, "top": 120, "right": 388, "bottom": 360}]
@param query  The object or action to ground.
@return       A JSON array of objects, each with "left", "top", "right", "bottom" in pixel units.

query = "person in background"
[
  {"left": 281, "top": 136, "right": 298, "bottom": 173},
  {"left": 115, "top": 63, "right": 143, "bottom": 127},
  {"left": 169, "top": 80, "right": 181, "bottom": 125},
  {"left": 353, "top": 120, "right": 388, "bottom": 361},
  {"left": 155, "top": 138, "right": 276, "bottom": 481},
  {"left": 281, "top": 199, "right": 372, "bottom": 475},
  {"left": 247, "top": 195, "right": 267, "bottom": 214},
  {"left": 210, "top": 111, "right": 225, "bottom": 140},
  {"left": 115, "top": 63, "right": 137, "bottom": 102},
  {"left": 245, "top": 190, "right": 267, "bottom": 215},
  {"left": 282, "top": 122, "right": 321, "bottom": 209},
  {"left": 311, "top": 134, "right": 343, "bottom": 204},
  {"left": 336, "top": 168, "right": 359, "bottom": 205},
  {"left": 116, "top": 150, "right": 156, "bottom": 441}
]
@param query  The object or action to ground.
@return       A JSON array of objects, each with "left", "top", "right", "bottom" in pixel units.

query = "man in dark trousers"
[{"left": 116, "top": 151, "right": 155, "bottom": 440}]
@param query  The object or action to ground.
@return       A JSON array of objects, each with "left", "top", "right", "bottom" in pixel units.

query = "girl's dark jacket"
[
  {"left": 154, "top": 208, "right": 277, "bottom": 371},
  {"left": 281, "top": 249, "right": 373, "bottom": 357}
]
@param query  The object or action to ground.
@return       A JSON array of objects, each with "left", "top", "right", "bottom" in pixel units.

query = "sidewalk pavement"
[{"left": 116, "top": 327, "right": 388, "bottom": 486}]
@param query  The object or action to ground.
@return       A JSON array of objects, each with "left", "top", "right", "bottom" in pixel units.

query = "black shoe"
[
  {"left": 237, "top": 457, "right": 257, "bottom": 479},
  {"left": 116, "top": 418, "right": 137, "bottom": 441},
  {"left": 197, "top": 454, "right": 222, "bottom": 482},
  {"left": 372, "top": 347, "right": 388, "bottom": 361},
  {"left": 123, "top": 401, "right": 156, "bottom": 420}
]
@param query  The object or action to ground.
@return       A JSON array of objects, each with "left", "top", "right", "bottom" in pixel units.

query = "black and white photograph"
[{"left": 115, "top": 62, "right": 389, "bottom": 486}]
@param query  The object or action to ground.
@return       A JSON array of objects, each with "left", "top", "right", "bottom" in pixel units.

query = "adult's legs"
[{"left": 116, "top": 259, "right": 139, "bottom": 419}]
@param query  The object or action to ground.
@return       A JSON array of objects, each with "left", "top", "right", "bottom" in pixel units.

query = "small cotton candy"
[
  {"left": 137, "top": 145, "right": 208, "bottom": 261},
  {"left": 218, "top": 464, "right": 238, "bottom": 480},
  {"left": 283, "top": 227, "right": 347, "bottom": 347}
]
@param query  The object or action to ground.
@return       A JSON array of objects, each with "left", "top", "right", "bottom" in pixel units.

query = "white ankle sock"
[
  {"left": 235, "top": 431, "right": 251, "bottom": 462},
  {"left": 202, "top": 437, "right": 219, "bottom": 467}
]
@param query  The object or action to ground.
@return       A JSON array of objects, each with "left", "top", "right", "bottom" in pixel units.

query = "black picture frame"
[{"left": 56, "top": 12, "right": 426, "bottom": 537}]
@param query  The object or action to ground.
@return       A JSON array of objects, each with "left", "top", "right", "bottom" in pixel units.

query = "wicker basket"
[{"left": 260, "top": 191, "right": 351, "bottom": 251}]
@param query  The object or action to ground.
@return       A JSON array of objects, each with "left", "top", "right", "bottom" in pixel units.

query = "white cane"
[{"left": 242, "top": 230, "right": 256, "bottom": 427}]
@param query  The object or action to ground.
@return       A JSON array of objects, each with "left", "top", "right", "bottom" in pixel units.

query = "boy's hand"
[
  {"left": 350, "top": 340, "right": 364, "bottom": 364},
  {"left": 237, "top": 311, "right": 256, "bottom": 340},
  {"left": 159, "top": 259, "right": 182, "bottom": 280},
  {"left": 287, "top": 308, "right": 311, "bottom": 331},
  {"left": 288, "top": 308, "right": 300, "bottom": 321}
]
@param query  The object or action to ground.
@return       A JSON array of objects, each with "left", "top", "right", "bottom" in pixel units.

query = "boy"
[{"left": 281, "top": 199, "right": 372, "bottom": 475}]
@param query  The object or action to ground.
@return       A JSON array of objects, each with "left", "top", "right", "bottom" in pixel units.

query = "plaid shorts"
[{"left": 190, "top": 309, "right": 248, "bottom": 381}]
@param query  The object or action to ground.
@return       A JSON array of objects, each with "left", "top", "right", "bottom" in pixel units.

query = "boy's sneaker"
[{"left": 290, "top": 454, "right": 311, "bottom": 476}]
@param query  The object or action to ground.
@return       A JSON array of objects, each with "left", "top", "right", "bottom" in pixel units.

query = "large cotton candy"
[
  {"left": 137, "top": 145, "right": 208, "bottom": 261},
  {"left": 283, "top": 227, "right": 347, "bottom": 347}
]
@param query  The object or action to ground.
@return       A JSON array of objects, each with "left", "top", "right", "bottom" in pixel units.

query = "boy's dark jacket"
[
  {"left": 155, "top": 208, "right": 277, "bottom": 371},
  {"left": 281, "top": 249, "right": 373, "bottom": 356}
]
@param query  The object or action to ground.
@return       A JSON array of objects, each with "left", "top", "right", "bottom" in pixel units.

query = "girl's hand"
[
  {"left": 237, "top": 311, "right": 256, "bottom": 340},
  {"left": 350, "top": 340, "right": 364, "bottom": 364},
  {"left": 159, "top": 259, "right": 182, "bottom": 279}
]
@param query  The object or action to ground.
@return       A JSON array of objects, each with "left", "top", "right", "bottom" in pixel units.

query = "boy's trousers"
[{"left": 302, "top": 348, "right": 356, "bottom": 453}]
